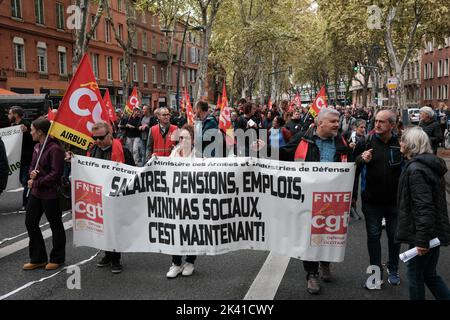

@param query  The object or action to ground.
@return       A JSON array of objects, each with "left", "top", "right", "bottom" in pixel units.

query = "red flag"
[
  {"left": 288, "top": 101, "right": 295, "bottom": 113},
  {"left": 219, "top": 82, "right": 234, "bottom": 145},
  {"left": 185, "top": 88, "right": 195, "bottom": 125},
  {"left": 268, "top": 97, "right": 273, "bottom": 110},
  {"left": 103, "top": 90, "right": 117, "bottom": 122},
  {"left": 180, "top": 94, "right": 186, "bottom": 113},
  {"left": 124, "top": 86, "right": 140, "bottom": 115},
  {"left": 48, "top": 54, "right": 109, "bottom": 150},
  {"left": 47, "top": 107, "right": 56, "bottom": 121},
  {"left": 216, "top": 95, "right": 222, "bottom": 111},
  {"left": 294, "top": 92, "right": 302, "bottom": 108},
  {"left": 309, "top": 86, "right": 327, "bottom": 118}
]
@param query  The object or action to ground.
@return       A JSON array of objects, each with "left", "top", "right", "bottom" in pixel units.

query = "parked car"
[
  {"left": 0, "top": 94, "right": 50, "bottom": 128},
  {"left": 408, "top": 108, "right": 420, "bottom": 125}
]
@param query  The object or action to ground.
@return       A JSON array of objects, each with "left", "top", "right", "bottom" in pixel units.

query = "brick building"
[
  {"left": 421, "top": 38, "right": 450, "bottom": 108},
  {"left": 0, "top": 0, "right": 206, "bottom": 110}
]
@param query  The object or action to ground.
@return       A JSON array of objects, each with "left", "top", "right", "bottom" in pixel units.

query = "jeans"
[
  {"left": 127, "top": 137, "right": 141, "bottom": 166},
  {"left": 20, "top": 163, "right": 30, "bottom": 207},
  {"left": 172, "top": 255, "right": 196, "bottom": 266},
  {"left": 25, "top": 195, "right": 66, "bottom": 264},
  {"left": 139, "top": 139, "right": 147, "bottom": 167},
  {"left": 303, "top": 261, "right": 330, "bottom": 278},
  {"left": 362, "top": 202, "right": 401, "bottom": 273},
  {"left": 407, "top": 246, "right": 450, "bottom": 300}
]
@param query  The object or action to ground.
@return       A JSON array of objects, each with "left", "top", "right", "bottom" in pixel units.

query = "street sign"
[{"left": 387, "top": 77, "right": 398, "bottom": 90}]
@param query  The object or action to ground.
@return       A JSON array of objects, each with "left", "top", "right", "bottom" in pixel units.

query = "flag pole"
[{"left": 26, "top": 120, "right": 55, "bottom": 197}]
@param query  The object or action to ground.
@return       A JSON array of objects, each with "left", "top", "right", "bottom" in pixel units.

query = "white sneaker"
[
  {"left": 182, "top": 262, "right": 194, "bottom": 276},
  {"left": 166, "top": 264, "right": 183, "bottom": 278},
  {"left": 382, "top": 218, "right": 386, "bottom": 228}
]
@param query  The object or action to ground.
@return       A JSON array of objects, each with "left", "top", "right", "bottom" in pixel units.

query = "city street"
[{"left": 2, "top": 158, "right": 450, "bottom": 302}]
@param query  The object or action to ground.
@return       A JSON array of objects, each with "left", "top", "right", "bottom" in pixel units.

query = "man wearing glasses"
[
  {"left": 147, "top": 107, "right": 178, "bottom": 158},
  {"left": 357, "top": 109, "right": 403, "bottom": 289},
  {"left": 87, "top": 121, "right": 135, "bottom": 273}
]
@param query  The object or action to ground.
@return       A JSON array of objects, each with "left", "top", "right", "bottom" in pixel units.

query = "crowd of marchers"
[{"left": 1, "top": 99, "right": 450, "bottom": 300}]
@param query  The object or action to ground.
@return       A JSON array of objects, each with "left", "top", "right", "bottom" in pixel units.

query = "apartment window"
[
  {"left": 91, "top": 54, "right": 99, "bottom": 79},
  {"left": 105, "top": 20, "right": 111, "bottom": 43},
  {"left": 37, "top": 45, "right": 47, "bottom": 74},
  {"left": 119, "top": 59, "right": 124, "bottom": 82},
  {"left": 190, "top": 47, "right": 196, "bottom": 63},
  {"left": 35, "top": 0, "right": 44, "bottom": 24},
  {"left": 445, "top": 37, "right": 450, "bottom": 48},
  {"left": 430, "top": 62, "right": 434, "bottom": 79},
  {"left": 151, "top": 36, "right": 157, "bottom": 54},
  {"left": 142, "top": 32, "right": 147, "bottom": 52},
  {"left": 106, "top": 56, "right": 113, "bottom": 81},
  {"left": 150, "top": 66, "right": 156, "bottom": 83},
  {"left": 58, "top": 46, "right": 67, "bottom": 75},
  {"left": 118, "top": 24, "right": 124, "bottom": 41},
  {"left": 415, "top": 63, "right": 419, "bottom": 79},
  {"left": 56, "top": 2, "right": 64, "bottom": 29},
  {"left": 445, "top": 59, "right": 449, "bottom": 76},
  {"left": 444, "top": 85, "right": 449, "bottom": 100},
  {"left": 117, "top": 0, "right": 122, "bottom": 12},
  {"left": 430, "top": 87, "right": 433, "bottom": 100},
  {"left": 143, "top": 64, "right": 148, "bottom": 83},
  {"left": 438, "top": 60, "right": 443, "bottom": 77},
  {"left": 438, "top": 86, "right": 442, "bottom": 100},
  {"left": 91, "top": 15, "right": 97, "bottom": 40},
  {"left": 11, "top": 0, "right": 22, "bottom": 19},
  {"left": 133, "top": 62, "right": 138, "bottom": 82},
  {"left": 427, "top": 41, "right": 434, "bottom": 53},
  {"left": 132, "top": 33, "right": 138, "bottom": 49},
  {"left": 167, "top": 66, "right": 172, "bottom": 85},
  {"left": 160, "top": 67, "right": 164, "bottom": 84},
  {"left": 13, "top": 37, "right": 25, "bottom": 71},
  {"left": 152, "top": 15, "right": 157, "bottom": 27}
]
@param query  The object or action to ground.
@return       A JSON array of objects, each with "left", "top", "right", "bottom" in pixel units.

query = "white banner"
[
  {"left": 72, "top": 156, "right": 356, "bottom": 262},
  {"left": 0, "top": 126, "right": 23, "bottom": 191}
]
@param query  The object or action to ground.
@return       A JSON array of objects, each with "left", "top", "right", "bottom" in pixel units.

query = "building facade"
[
  {"left": 0, "top": 0, "right": 205, "bottom": 110},
  {"left": 421, "top": 38, "right": 450, "bottom": 108}
]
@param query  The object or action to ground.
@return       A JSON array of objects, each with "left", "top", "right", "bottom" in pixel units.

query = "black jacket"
[
  {"left": 0, "top": 137, "right": 8, "bottom": 192},
  {"left": 279, "top": 127, "right": 352, "bottom": 162},
  {"left": 356, "top": 134, "right": 403, "bottom": 206},
  {"left": 396, "top": 154, "right": 450, "bottom": 247},
  {"left": 419, "top": 119, "right": 443, "bottom": 154}
]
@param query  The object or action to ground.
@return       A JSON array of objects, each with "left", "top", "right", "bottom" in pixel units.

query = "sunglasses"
[{"left": 92, "top": 133, "right": 109, "bottom": 141}]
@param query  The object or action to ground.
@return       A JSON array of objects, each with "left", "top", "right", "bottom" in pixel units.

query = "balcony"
[
  {"left": 156, "top": 52, "right": 169, "bottom": 63},
  {"left": 15, "top": 71, "right": 27, "bottom": 78},
  {"left": 39, "top": 73, "right": 49, "bottom": 80}
]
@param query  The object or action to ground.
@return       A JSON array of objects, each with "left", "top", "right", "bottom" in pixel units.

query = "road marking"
[
  {"left": 0, "top": 250, "right": 101, "bottom": 300},
  {"left": 0, "top": 212, "right": 71, "bottom": 245},
  {"left": 6, "top": 187, "right": 24, "bottom": 193},
  {"left": 0, "top": 220, "right": 72, "bottom": 259},
  {"left": 244, "top": 252, "right": 291, "bottom": 300}
]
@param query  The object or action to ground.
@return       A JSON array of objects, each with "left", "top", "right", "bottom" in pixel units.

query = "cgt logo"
[
  {"left": 311, "top": 192, "right": 351, "bottom": 235},
  {"left": 74, "top": 180, "right": 104, "bottom": 232},
  {"left": 69, "top": 87, "right": 104, "bottom": 133}
]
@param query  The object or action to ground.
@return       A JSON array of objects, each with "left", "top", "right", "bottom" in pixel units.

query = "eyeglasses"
[{"left": 92, "top": 133, "right": 109, "bottom": 141}]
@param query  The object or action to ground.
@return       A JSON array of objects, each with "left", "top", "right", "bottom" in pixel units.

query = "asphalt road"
[{"left": 1, "top": 159, "right": 450, "bottom": 302}]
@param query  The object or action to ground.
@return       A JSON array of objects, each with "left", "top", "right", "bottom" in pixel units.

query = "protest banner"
[
  {"left": 72, "top": 156, "right": 355, "bottom": 262},
  {"left": 0, "top": 125, "right": 23, "bottom": 191}
]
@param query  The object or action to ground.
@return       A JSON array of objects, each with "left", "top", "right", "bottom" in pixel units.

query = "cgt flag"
[
  {"left": 309, "top": 86, "right": 327, "bottom": 118},
  {"left": 185, "top": 88, "right": 195, "bottom": 125},
  {"left": 103, "top": 90, "right": 117, "bottom": 123},
  {"left": 218, "top": 82, "right": 234, "bottom": 145},
  {"left": 124, "top": 87, "right": 140, "bottom": 115},
  {"left": 48, "top": 54, "right": 108, "bottom": 150}
]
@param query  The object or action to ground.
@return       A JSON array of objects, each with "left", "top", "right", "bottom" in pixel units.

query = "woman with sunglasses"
[
  {"left": 166, "top": 124, "right": 197, "bottom": 278},
  {"left": 23, "top": 118, "right": 66, "bottom": 271}
]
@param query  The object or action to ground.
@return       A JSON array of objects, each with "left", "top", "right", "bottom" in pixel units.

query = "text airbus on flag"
[{"left": 48, "top": 54, "right": 109, "bottom": 150}]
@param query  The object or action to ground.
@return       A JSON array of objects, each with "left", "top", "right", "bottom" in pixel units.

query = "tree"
[{"left": 71, "top": 0, "right": 105, "bottom": 73}]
